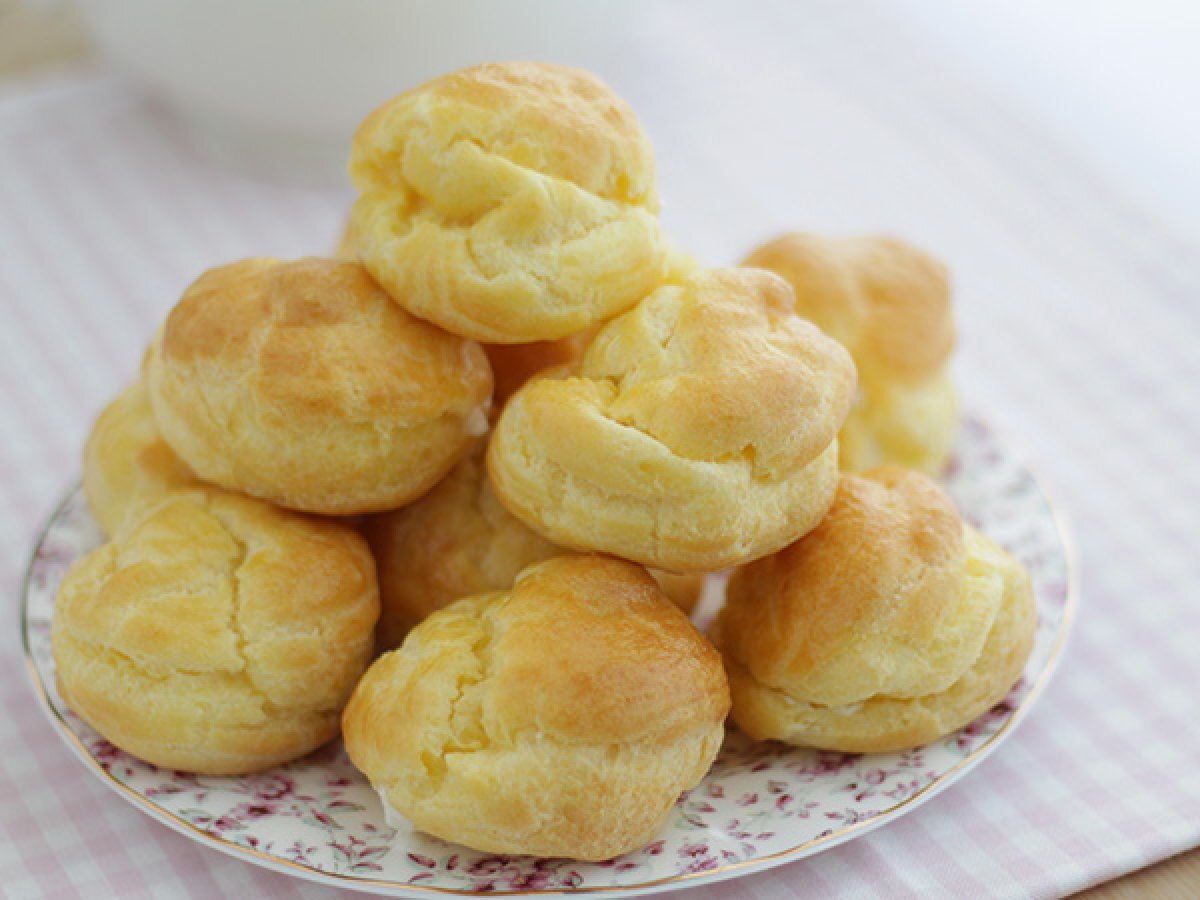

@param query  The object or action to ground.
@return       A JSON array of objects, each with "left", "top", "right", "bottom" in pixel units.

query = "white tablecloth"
[{"left": 2, "top": 2, "right": 1198, "bottom": 897}]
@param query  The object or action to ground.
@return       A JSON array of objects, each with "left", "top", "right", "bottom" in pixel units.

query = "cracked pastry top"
[
  {"left": 337, "top": 204, "right": 595, "bottom": 408},
  {"left": 364, "top": 441, "right": 707, "bottom": 651},
  {"left": 348, "top": 61, "right": 669, "bottom": 343},
  {"left": 712, "top": 466, "right": 1036, "bottom": 753},
  {"left": 486, "top": 267, "right": 857, "bottom": 572},
  {"left": 342, "top": 554, "right": 728, "bottom": 861},
  {"left": 145, "top": 257, "right": 493, "bottom": 515},
  {"left": 84, "top": 379, "right": 202, "bottom": 537},
  {"left": 51, "top": 489, "right": 380, "bottom": 775},
  {"left": 743, "top": 234, "right": 958, "bottom": 475}
]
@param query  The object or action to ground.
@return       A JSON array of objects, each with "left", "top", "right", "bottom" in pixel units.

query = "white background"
[{"left": 889, "top": 0, "right": 1200, "bottom": 237}]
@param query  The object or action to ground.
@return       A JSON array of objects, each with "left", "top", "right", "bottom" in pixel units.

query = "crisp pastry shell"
[
  {"left": 488, "top": 268, "right": 855, "bottom": 571},
  {"left": 342, "top": 555, "right": 728, "bottom": 860},
  {"left": 146, "top": 257, "right": 492, "bottom": 515},
  {"left": 349, "top": 62, "right": 668, "bottom": 343},
  {"left": 714, "top": 467, "right": 1036, "bottom": 752},
  {"left": 52, "top": 489, "right": 379, "bottom": 774}
]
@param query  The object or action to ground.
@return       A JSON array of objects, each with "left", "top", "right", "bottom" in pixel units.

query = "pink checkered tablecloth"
[{"left": 2, "top": 3, "right": 1199, "bottom": 898}]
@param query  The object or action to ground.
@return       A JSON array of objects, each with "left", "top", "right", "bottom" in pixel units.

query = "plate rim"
[{"left": 19, "top": 419, "right": 1079, "bottom": 898}]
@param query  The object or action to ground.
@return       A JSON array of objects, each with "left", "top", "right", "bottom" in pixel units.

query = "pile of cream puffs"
[{"left": 52, "top": 62, "right": 1035, "bottom": 861}]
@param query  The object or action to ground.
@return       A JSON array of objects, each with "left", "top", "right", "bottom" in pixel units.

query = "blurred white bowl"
[{"left": 78, "top": 0, "right": 638, "bottom": 182}]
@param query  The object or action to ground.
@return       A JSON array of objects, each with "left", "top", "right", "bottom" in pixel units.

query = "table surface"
[{"left": 2, "top": 1, "right": 1198, "bottom": 898}]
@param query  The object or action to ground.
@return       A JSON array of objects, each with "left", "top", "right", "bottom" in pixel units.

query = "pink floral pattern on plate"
[{"left": 21, "top": 415, "right": 1075, "bottom": 897}]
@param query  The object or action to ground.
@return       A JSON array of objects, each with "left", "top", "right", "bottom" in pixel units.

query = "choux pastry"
[
  {"left": 349, "top": 62, "right": 668, "bottom": 343},
  {"left": 362, "top": 442, "right": 559, "bottom": 650},
  {"left": 743, "top": 234, "right": 957, "bottom": 475},
  {"left": 484, "top": 334, "right": 592, "bottom": 408},
  {"left": 488, "top": 267, "right": 856, "bottom": 572},
  {"left": 364, "top": 442, "right": 705, "bottom": 649},
  {"left": 652, "top": 571, "right": 705, "bottom": 616},
  {"left": 713, "top": 466, "right": 1036, "bottom": 753},
  {"left": 83, "top": 379, "right": 201, "bottom": 536},
  {"left": 338, "top": 214, "right": 594, "bottom": 408},
  {"left": 52, "top": 489, "right": 379, "bottom": 774},
  {"left": 342, "top": 555, "right": 728, "bottom": 860},
  {"left": 146, "top": 257, "right": 492, "bottom": 515}
]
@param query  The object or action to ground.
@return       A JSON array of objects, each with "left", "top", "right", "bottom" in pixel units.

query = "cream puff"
[
  {"left": 52, "top": 489, "right": 379, "bottom": 774},
  {"left": 83, "top": 380, "right": 202, "bottom": 536},
  {"left": 342, "top": 555, "right": 728, "bottom": 860},
  {"left": 349, "top": 62, "right": 668, "bottom": 343},
  {"left": 484, "top": 335, "right": 592, "bottom": 408},
  {"left": 146, "top": 257, "right": 492, "bottom": 515},
  {"left": 488, "top": 267, "right": 856, "bottom": 572},
  {"left": 364, "top": 442, "right": 705, "bottom": 650},
  {"left": 713, "top": 466, "right": 1036, "bottom": 753},
  {"left": 743, "top": 234, "right": 957, "bottom": 475}
]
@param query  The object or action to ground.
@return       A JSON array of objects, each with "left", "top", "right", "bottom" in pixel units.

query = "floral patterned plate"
[{"left": 21, "top": 415, "right": 1075, "bottom": 897}]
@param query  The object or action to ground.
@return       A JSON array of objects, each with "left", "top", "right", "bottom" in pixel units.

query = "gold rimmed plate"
[{"left": 21, "top": 414, "right": 1076, "bottom": 897}]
